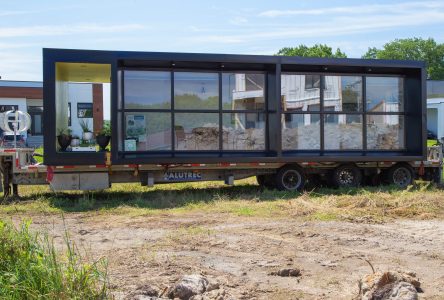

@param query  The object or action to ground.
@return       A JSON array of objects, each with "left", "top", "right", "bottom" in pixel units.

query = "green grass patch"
[
  {"left": 427, "top": 139, "right": 442, "bottom": 147},
  {"left": 0, "top": 219, "right": 108, "bottom": 299},
  {"left": 1, "top": 179, "right": 444, "bottom": 221}
]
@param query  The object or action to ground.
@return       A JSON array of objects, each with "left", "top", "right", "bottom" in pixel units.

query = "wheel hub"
[
  {"left": 338, "top": 169, "right": 354, "bottom": 185},
  {"left": 282, "top": 170, "right": 302, "bottom": 190},
  {"left": 393, "top": 167, "right": 411, "bottom": 187}
]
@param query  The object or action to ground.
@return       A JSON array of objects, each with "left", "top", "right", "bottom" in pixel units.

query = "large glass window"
[
  {"left": 119, "top": 70, "right": 269, "bottom": 153},
  {"left": 175, "top": 113, "right": 219, "bottom": 150},
  {"left": 124, "top": 112, "right": 171, "bottom": 151},
  {"left": 366, "top": 77, "right": 404, "bottom": 112},
  {"left": 124, "top": 71, "right": 171, "bottom": 109},
  {"left": 174, "top": 72, "right": 219, "bottom": 110},
  {"left": 282, "top": 114, "right": 320, "bottom": 150},
  {"left": 367, "top": 115, "right": 404, "bottom": 150},
  {"left": 324, "top": 114, "right": 363, "bottom": 150},
  {"left": 222, "top": 113, "right": 265, "bottom": 150},
  {"left": 281, "top": 74, "right": 320, "bottom": 111},
  {"left": 281, "top": 74, "right": 404, "bottom": 152},
  {"left": 324, "top": 76, "right": 362, "bottom": 112},
  {"left": 281, "top": 74, "right": 321, "bottom": 151}
]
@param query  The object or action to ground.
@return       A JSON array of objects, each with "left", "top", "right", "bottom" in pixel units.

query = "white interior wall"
[{"left": 67, "top": 83, "right": 93, "bottom": 138}]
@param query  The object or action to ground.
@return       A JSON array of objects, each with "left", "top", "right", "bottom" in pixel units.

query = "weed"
[{"left": 0, "top": 219, "right": 108, "bottom": 299}]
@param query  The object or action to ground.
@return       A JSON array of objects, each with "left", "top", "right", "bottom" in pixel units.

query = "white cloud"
[
  {"left": 0, "top": 52, "right": 41, "bottom": 81},
  {"left": 0, "top": 23, "right": 146, "bottom": 38},
  {"left": 191, "top": 8, "right": 444, "bottom": 44},
  {"left": 259, "top": 1, "right": 444, "bottom": 17},
  {"left": 229, "top": 16, "right": 248, "bottom": 25}
]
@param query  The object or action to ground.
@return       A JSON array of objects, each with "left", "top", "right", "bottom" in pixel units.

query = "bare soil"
[{"left": 20, "top": 212, "right": 444, "bottom": 299}]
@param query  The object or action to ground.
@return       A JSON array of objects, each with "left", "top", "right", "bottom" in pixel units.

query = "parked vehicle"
[
  {"left": 1, "top": 133, "right": 26, "bottom": 148},
  {"left": 0, "top": 49, "right": 441, "bottom": 197},
  {"left": 427, "top": 130, "right": 437, "bottom": 139}
]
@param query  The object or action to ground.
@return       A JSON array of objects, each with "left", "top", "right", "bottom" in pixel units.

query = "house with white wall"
[
  {"left": 0, "top": 81, "right": 43, "bottom": 147},
  {"left": 427, "top": 80, "right": 444, "bottom": 139},
  {"left": 0, "top": 80, "right": 105, "bottom": 147}
]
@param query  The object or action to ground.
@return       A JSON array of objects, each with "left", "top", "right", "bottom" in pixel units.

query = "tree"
[
  {"left": 362, "top": 38, "right": 444, "bottom": 80},
  {"left": 276, "top": 44, "right": 347, "bottom": 58}
]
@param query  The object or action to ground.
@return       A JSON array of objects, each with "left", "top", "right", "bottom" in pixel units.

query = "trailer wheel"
[
  {"left": 257, "top": 174, "right": 276, "bottom": 189},
  {"left": 386, "top": 164, "right": 414, "bottom": 188},
  {"left": 275, "top": 165, "right": 305, "bottom": 191},
  {"left": 332, "top": 164, "right": 362, "bottom": 188}
]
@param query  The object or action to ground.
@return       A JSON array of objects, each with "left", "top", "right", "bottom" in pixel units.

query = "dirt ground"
[{"left": 18, "top": 212, "right": 444, "bottom": 299}]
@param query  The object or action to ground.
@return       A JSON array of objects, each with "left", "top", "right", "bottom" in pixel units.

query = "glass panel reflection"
[
  {"left": 222, "top": 73, "right": 265, "bottom": 110},
  {"left": 324, "top": 114, "right": 363, "bottom": 150},
  {"left": 324, "top": 76, "right": 362, "bottom": 112},
  {"left": 222, "top": 113, "right": 265, "bottom": 150},
  {"left": 367, "top": 115, "right": 404, "bottom": 149},
  {"left": 174, "top": 72, "right": 219, "bottom": 110},
  {"left": 366, "top": 77, "right": 404, "bottom": 112},
  {"left": 281, "top": 74, "right": 321, "bottom": 111},
  {"left": 124, "top": 112, "right": 171, "bottom": 151},
  {"left": 124, "top": 71, "right": 171, "bottom": 109},
  {"left": 175, "top": 113, "right": 219, "bottom": 150},
  {"left": 282, "top": 114, "right": 320, "bottom": 150}
]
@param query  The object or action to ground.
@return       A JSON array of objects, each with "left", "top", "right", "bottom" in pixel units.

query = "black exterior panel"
[{"left": 43, "top": 48, "right": 426, "bottom": 166}]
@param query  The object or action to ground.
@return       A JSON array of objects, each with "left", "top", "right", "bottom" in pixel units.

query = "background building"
[
  {"left": 0, "top": 80, "right": 104, "bottom": 147},
  {"left": 426, "top": 80, "right": 444, "bottom": 139}
]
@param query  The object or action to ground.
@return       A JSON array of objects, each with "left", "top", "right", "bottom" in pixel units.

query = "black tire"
[
  {"left": 256, "top": 174, "right": 276, "bottom": 189},
  {"left": 275, "top": 165, "right": 305, "bottom": 191},
  {"left": 386, "top": 164, "right": 414, "bottom": 188},
  {"left": 332, "top": 164, "right": 362, "bottom": 188}
]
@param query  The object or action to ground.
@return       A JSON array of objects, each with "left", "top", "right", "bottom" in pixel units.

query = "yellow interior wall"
[{"left": 56, "top": 62, "right": 111, "bottom": 83}]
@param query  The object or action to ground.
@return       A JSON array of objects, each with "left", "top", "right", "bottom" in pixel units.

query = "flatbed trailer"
[
  {"left": 1, "top": 48, "right": 441, "bottom": 196},
  {"left": 0, "top": 146, "right": 441, "bottom": 197}
]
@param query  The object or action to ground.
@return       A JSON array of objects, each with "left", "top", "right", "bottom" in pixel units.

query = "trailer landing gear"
[{"left": 0, "top": 160, "right": 19, "bottom": 199}]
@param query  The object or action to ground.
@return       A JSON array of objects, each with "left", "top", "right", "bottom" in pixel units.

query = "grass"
[
  {"left": 1, "top": 178, "right": 443, "bottom": 222},
  {"left": 33, "top": 146, "right": 44, "bottom": 163},
  {"left": 427, "top": 139, "right": 439, "bottom": 147},
  {"left": 0, "top": 219, "right": 108, "bottom": 299}
]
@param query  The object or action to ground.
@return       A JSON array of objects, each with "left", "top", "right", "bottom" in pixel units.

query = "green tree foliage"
[
  {"left": 362, "top": 38, "right": 444, "bottom": 80},
  {"left": 276, "top": 44, "right": 347, "bottom": 58}
]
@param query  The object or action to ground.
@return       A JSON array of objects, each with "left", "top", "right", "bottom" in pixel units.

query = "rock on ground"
[
  {"left": 125, "top": 284, "right": 160, "bottom": 300},
  {"left": 167, "top": 274, "right": 209, "bottom": 300},
  {"left": 360, "top": 271, "right": 420, "bottom": 300},
  {"left": 269, "top": 268, "right": 301, "bottom": 277}
]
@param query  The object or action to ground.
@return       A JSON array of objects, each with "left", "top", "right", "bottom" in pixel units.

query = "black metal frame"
[{"left": 43, "top": 48, "right": 426, "bottom": 165}]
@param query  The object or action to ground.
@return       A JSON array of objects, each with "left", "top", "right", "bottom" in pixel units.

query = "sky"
[{"left": 1, "top": 0, "right": 444, "bottom": 81}]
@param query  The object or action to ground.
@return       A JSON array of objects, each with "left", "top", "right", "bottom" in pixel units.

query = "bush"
[{"left": 0, "top": 219, "right": 108, "bottom": 299}]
